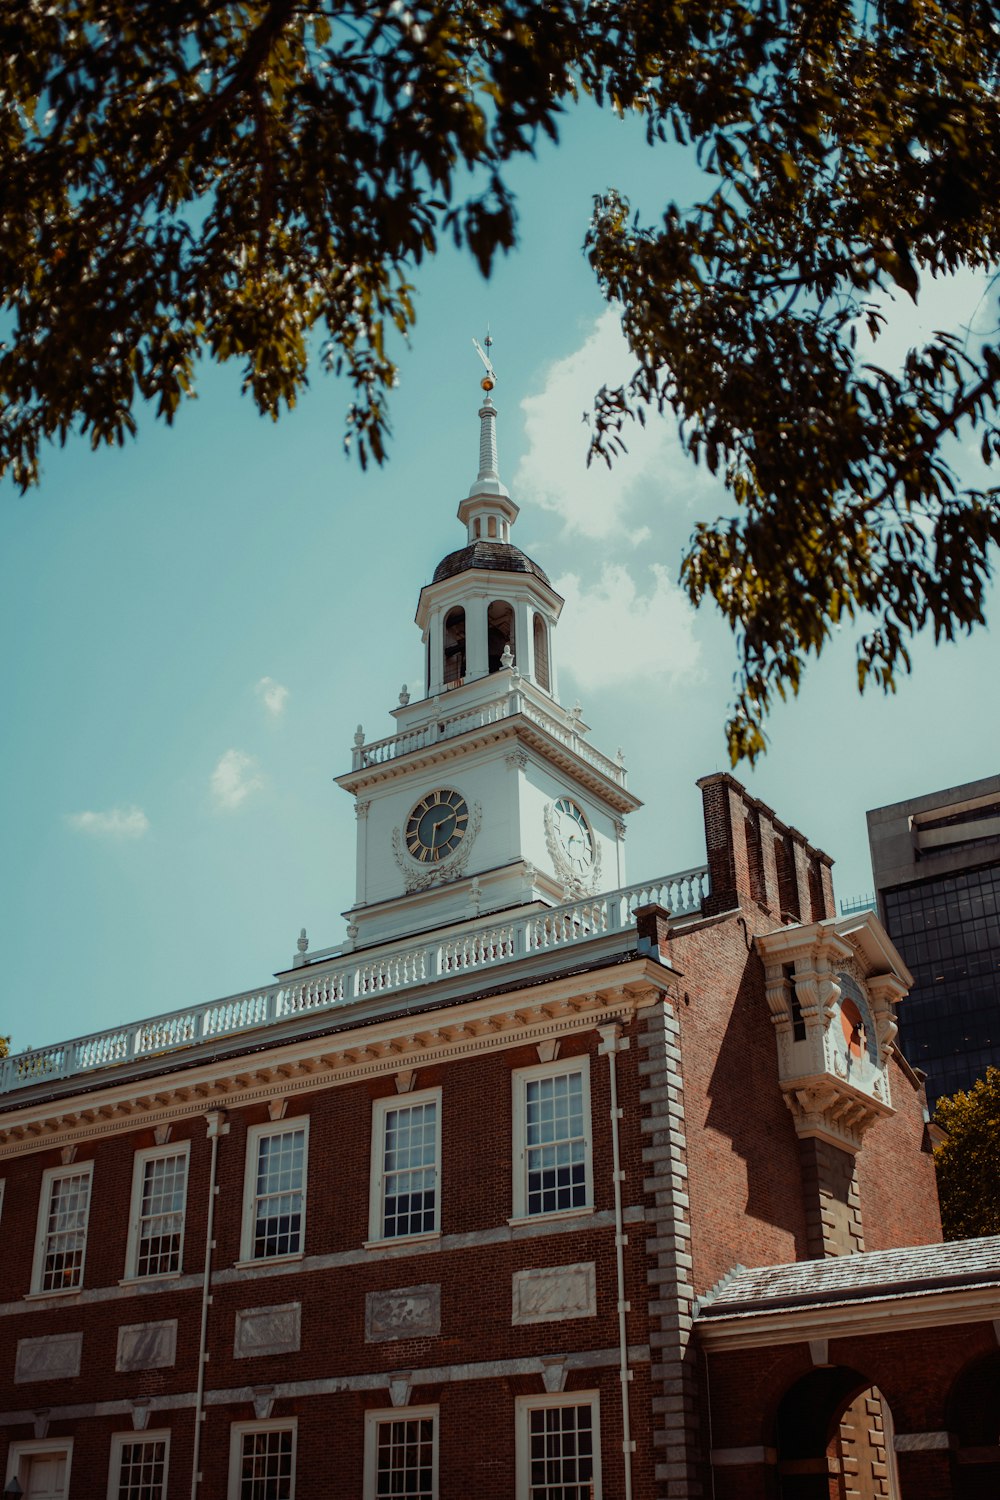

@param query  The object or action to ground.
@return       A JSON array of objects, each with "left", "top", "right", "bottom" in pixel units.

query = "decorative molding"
[
  {"left": 355, "top": 799, "right": 371, "bottom": 820},
  {"left": 395, "top": 1069, "right": 417, "bottom": 1095},
  {"left": 540, "top": 1356, "right": 568, "bottom": 1393},
  {"left": 809, "top": 1338, "right": 829, "bottom": 1367},
  {"left": 116, "top": 1320, "right": 177, "bottom": 1373},
  {"left": 388, "top": 1373, "right": 413, "bottom": 1409},
  {"left": 511, "top": 1264, "right": 596, "bottom": 1326},
  {"left": 535, "top": 1040, "right": 560, "bottom": 1064},
  {"left": 153, "top": 1124, "right": 171, "bottom": 1146},
  {"left": 543, "top": 801, "right": 603, "bottom": 897},
  {"left": 505, "top": 749, "right": 528, "bottom": 771},
  {"left": 15, "top": 1332, "right": 83, "bottom": 1384},
  {"left": 366, "top": 1285, "right": 441, "bottom": 1343},
  {"left": 252, "top": 1387, "right": 276, "bottom": 1420},
  {"left": 0, "top": 1343, "right": 650, "bottom": 1428},
  {"left": 33, "top": 1410, "right": 50, "bottom": 1439},
  {"left": 60, "top": 1144, "right": 76, "bottom": 1165},
  {"left": 0, "top": 969, "right": 664, "bottom": 1160},
  {"left": 781, "top": 1079, "right": 891, "bottom": 1153},
  {"left": 130, "top": 1400, "right": 151, "bottom": 1432},
  {"left": 267, "top": 1098, "right": 288, "bottom": 1122},
  {"left": 614, "top": 819, "right": 627, "bottom": 841},
  {"left": 391, "top": 801, "right": 483, "bottom": 893},
  {"left": 234, "top": 1304, "right": 301, "bottom": 1360}
]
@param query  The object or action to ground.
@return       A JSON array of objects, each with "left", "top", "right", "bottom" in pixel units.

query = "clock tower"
[{"left": 336, "top": 355, "right": 641, "bottom": 949}]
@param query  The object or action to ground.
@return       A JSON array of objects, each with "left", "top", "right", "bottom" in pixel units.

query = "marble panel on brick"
[
  {"left": 365, "top": 1284, "right": 441, "bottom": 1342},
  {"left": 234, "top": 1302, "right": 302, "bottom": 1359},
  {"left": 116, "top": 1319, "right": 178, "bottom": 1373},
  {"left": 511, "top": 1262, "right": 597, "bottom": 1325},
  {"left": 15, "top": 1331, "right": 83, "bottom": 1383}
]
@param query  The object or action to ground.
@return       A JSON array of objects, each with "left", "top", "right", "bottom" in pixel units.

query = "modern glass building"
[{"left": 868, "top": 775, "right": 1000, "bottom": 1107}]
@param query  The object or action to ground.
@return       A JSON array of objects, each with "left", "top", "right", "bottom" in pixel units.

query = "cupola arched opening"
[
  {"left": 487, "top": 516, "right": 497, "bottom": 538},
  {"left": 533, "top": 614, "right": 550, "bottom": 692},
  {"left": 443, "top": 607, "right": 467, "bottom": 687},
  {"left": 488, "top": 600, "right": 515, "bottom": 674}
]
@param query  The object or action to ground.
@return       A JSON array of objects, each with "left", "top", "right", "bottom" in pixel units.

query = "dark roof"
[
  {"left": 696, "top": 1236, "right": 1000, "bottom": 1319},
  {"left": 432, "top": 540, "right": 551, "bottom": 586}
]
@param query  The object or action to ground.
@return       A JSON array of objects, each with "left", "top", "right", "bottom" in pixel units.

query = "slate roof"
[
  {"left": 696, "top": 1235, "right": 1000, "bottom": 1320},
  {"left": 432, "top": 540, "right": 552, "bottom": 586}
]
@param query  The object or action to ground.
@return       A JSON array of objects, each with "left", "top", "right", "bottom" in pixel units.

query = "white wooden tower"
[{"left": 336, "top": 344, "right": 641, "bottom": 949}]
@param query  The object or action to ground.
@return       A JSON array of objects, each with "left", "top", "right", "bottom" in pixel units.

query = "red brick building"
[{"left": 1, "top": 380, "right": 996, "bottom": 1499}]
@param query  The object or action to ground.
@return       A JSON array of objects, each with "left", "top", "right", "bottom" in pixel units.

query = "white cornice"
[
  {"left": 0, "top": 964, "right": 667, "bottom": 1160},
  {"left": 695, "top": 1283, "right": 1000, "bottom": 1350},
  {"left": 336, "top": 717, "right": 641, "bottom": 813}
]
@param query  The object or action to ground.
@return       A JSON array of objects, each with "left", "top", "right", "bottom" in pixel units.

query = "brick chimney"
[{"left": 697, "top": 773, "right": 835, "bottom": 922}]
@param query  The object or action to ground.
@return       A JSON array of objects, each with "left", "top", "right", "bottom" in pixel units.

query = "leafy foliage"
[
  {"left": 1, "top": 1, "right": 999, "bottom": 758},
  {"left": 934, "top": 1067, "right": 1000, "bottom": 1241},
  {"left": 0, "top": 1035, "right": 8, "bottom": 1058}
]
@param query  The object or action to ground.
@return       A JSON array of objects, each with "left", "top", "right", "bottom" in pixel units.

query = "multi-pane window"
[
  {"left": 513, "top": 1058, "right": 592, "bottom": 1220},
  {"left": 516, "top": 1394, "right": 601, "bottom": 1500},
  {"left": 364, "top": 1408, "right": 438, "bottom": 1500},
  {"left": 370, "top": 1090, "right": 441, "bottom": 1241},
  {"left": 110, "top": 1432, "right": 169, "bottom": 1500},
  {"left": 229, "top": 1421, "right": 296, "bottom": 1500},
  {"left": 242, "top": 1121, "right": 308, "bottom": 1262},
  {"left": 126, "top": 1145, "right": 189, "bottom": 1279},
  {"left": 32, "top": 1163, "right": 93, "bottom": 1293}
]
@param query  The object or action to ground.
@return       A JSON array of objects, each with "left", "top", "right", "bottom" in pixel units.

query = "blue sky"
[{"left": 2, "top": 100, "right": 998, "bottom": 1053}]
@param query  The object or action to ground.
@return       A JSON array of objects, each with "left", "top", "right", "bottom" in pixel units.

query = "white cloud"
[
  {"left": 554, "top": 564, "right": 703, "bottom": 691},
  {"left": 211, "top": 749, "right": 264, "bottom": 810},
  {"left": 66, "top": 805, "right": 149, "bottom": 839},
  {"left": 515, "top": 308, "right": 717, "bottom": 542},
  {"left": 856, "top": 265, "right": 999, "bottom": 370},
  {"left": 255, "top": 676, "right": 289, "bottom": 718}
]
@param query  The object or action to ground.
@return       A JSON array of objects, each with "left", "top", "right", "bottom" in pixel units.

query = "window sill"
[
  {"left": 234, "top": 1253, "right": 305, "bottom": 1272},
  {"left": 118, "top": 1272, "right": 183, "bottom": 1288},
  {"left": 362, "top": 1230, "right": 442, "bottom": 1252},
  {"left": 23, "top": 1287, "right": 82, "bottom": 1302},
  {"left": 508, "top": 1206, "right": 594, "bottom": 1229}
]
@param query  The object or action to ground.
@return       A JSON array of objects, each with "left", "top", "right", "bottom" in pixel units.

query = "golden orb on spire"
[{"left": 472, "top": 332, "right": 497, "bottom": 393}]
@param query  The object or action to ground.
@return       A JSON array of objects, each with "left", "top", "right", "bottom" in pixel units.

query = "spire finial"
[{"left": 472, "top": 331, "right": 497, "bottom": 393}]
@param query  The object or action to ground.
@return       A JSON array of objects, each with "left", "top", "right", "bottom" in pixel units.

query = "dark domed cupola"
[{"left": 415, "top": 367, "right": 563, "bottom": 697}]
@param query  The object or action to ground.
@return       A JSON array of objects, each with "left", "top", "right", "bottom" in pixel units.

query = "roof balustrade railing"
[{"left": 0, "top": 867, "right": 708, "bottom": 1099}]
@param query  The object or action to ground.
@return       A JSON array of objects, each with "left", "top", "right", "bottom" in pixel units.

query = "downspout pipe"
[
  {"left": 191, "top": 1109, "right": 228, "bottom": 1500},
  {"left": 598, "top": 1024, "right": 634, "bottom": 1500}
]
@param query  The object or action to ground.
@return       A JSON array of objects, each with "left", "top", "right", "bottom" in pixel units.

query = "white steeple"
[
  {"left": 459, "top": 338, "right": 518, "bottom": 544},
  {"left": 334, "top": 338, "right": 641, "bottom": 949}
]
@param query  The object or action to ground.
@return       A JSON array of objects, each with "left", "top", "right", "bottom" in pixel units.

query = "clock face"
[
  {"left": 551, "top": 797, "right": 594, "bottom": 874},
  {"left": 405, "top": 789, "right": 470, "bottom": 863}
]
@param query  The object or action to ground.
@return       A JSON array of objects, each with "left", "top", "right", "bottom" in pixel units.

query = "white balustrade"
[
  {"left": 0, "top": 864, "right": 708, "bottom": 1097},
  {"left": 353, "top": 691, "right": 627, "bottom": 785}
]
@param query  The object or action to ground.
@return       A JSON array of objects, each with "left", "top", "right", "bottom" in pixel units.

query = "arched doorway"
[
  {"left": 948, "top": 1350, "right": 1000, "bottom": 1498},
  {"left": 776, "top": 1367, "right": 902, "bottom": 1499}
]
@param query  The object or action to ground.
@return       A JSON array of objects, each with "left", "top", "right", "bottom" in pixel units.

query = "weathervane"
[{"left": 472, "top": 330, "right": 497, "bottom": 392}]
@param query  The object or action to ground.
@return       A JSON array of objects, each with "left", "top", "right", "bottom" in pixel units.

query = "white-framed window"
[
  {"left": 368, "top": 1088, "right": 441, "bottom": 1243},
  {"left": 107, "top": 1430, "right": 170, "bottom": 1500},
  {"left": 5, "top": 1437, "right": 74, "bottom": 1499},
  {"left": 228, "top": 1418, "right": 296, "bottom": 1500},
  {"left": 240, "top": 1119, "right": 308, "bottom": 1262},
  {"left": 512, "top": 1056, "right": 592, "bottom": 1220},
  {"left": 515, "top": 1391, "right": 601, "bottom": 1500},
  {"left": 31, "top": 1161, "right": 94, "bottom": 1293},
  {"left": 363, "top": 1406, "right": 438, "bottom": 1500},
  {"left": 124, "top": 1142, "right": 190, "bottom": 1280}
]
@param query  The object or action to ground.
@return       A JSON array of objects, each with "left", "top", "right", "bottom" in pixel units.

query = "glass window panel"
[{"left": 240, "top": 1428, "right": 294, "bottom": 1500}]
